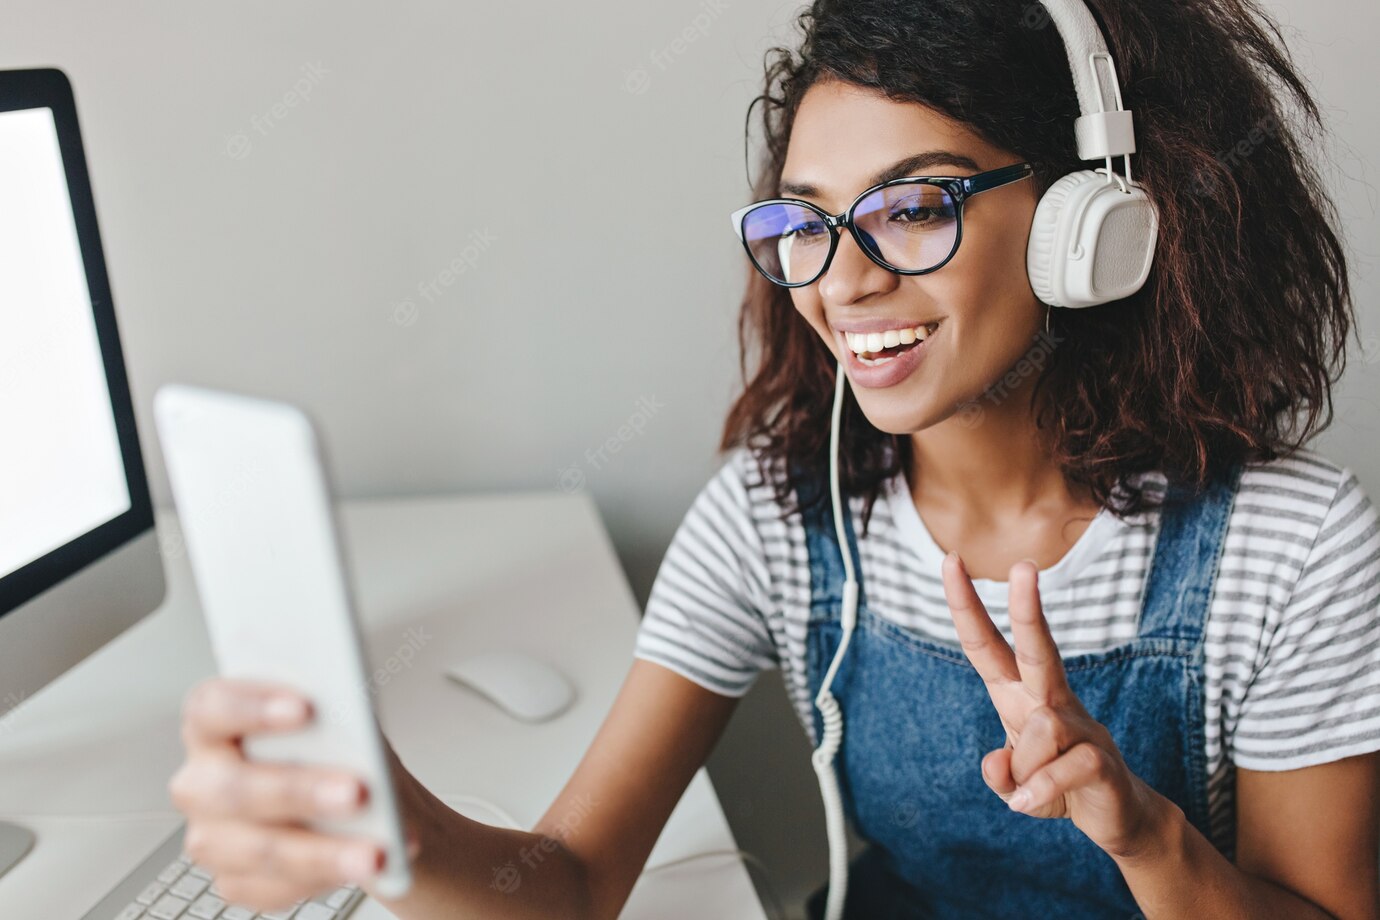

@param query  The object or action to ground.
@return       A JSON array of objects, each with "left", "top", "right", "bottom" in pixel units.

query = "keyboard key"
[
  {"left": 136, "top": 882, "right": 167, "bottom": 905},
  {"left": 219, "top": 908, "right": 255, "bottom": 920},
  {"left": 157, "top": 860, "right": 189, "bottom": 885},
  {"left": 323, "top": 887, "right": 353, "bottom": 909},
  {"left": 187, "top": 893, "right": 226, "bottom": 918},
  {"left": 114, "top": 904, "right": 147, "bottom": 920},
  {"left": 170, "top": 873, "right": 210, "bottom": 900},
  {"left": 186, "top": 864, "right": 213, "bottom": 880},
  {"left": 148, "top": 894, "right": 191, "bottom": 919},
  {"left": 260, "top": 907, "right": 298, "bottom": 919},
  {"left": 296, "top": 904, "right": 337, "bottom": 920}
]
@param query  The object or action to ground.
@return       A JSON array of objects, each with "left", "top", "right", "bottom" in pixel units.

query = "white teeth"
[{"left": 844, "top": 323, "right": 937, "bottom": 356}]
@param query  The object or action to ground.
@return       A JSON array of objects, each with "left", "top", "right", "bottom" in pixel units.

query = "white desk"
[{"left": 0, "top": 491, "right": 767, "bottom": 919}]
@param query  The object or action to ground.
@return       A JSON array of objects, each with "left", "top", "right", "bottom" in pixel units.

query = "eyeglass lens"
[{"left": 741, "top": 182, "right": 959, "bottom": 285}]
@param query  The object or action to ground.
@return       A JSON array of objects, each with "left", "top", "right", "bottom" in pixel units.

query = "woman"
[{"left": 168, "top": 0, "right": 1380, "bottom": 917}]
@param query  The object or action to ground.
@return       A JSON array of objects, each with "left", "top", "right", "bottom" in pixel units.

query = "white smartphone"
[{"left": 154, "top": 383, "right": 412, "bottom": 899}]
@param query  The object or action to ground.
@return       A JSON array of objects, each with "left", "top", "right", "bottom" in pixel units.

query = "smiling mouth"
[{"left": 843, "top": 322, "right": 940, "bottom": 365}]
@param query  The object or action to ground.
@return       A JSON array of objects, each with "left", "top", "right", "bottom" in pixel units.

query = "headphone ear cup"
[
  {"left": 1027, "top": 169, "right": 1159, "bottom": 309},
  {"left": 1026, "top": 171, "right": 1089, "bottom": 308}
]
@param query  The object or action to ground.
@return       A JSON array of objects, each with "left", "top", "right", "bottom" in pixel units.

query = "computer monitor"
[{"left": 0, "top": 68, "right": 166, "bottom": 876}]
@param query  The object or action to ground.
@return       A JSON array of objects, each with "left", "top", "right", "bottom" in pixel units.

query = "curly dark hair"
[{"left": 719, "top": 0, "right": 1354, "bottom": 529}]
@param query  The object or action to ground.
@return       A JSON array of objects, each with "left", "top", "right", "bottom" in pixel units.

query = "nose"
[{"left": 818, "top": 224, "right": 895, "bottom": 304}]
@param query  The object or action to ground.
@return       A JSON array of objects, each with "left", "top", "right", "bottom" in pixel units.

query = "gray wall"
[{"left": 4, "top": 1, "right": 1375, "bottom": 916}]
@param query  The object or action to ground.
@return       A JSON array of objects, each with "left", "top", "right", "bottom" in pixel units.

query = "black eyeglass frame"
[{"left": 729, "top": 161, "right": 1034, "bottom": 288}]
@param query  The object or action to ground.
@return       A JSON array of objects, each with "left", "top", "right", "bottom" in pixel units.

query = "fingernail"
[
  {"left": 339, "top": 845, "right": 380, "bottom": 881},
  {"left": 317, "top": 778, "right": 362, "bottom": 813},
  {"left": 264, "top": 696, "right": 307, "bottom": 726},
  {"left": 1007, "top": 788, "right": 1031, "bottom": 812}
]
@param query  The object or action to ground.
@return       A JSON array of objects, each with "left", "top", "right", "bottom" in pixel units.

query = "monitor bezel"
[{"left": 0, "top": 67, "right": 157, "bottom": 616}]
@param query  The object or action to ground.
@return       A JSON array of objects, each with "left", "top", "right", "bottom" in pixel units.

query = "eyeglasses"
[{"left": 729, "top": 162, "right": 1033, "bottom": 288}]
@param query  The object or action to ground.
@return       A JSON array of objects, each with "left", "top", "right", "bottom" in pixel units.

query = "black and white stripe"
[{"left": 633, "top": 446, "right": 1380, "bottom": 850}]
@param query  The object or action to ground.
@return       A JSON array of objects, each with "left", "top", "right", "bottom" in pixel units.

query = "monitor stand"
[{"left": 0, "top": 822, "right": 35, "bottom": 879}]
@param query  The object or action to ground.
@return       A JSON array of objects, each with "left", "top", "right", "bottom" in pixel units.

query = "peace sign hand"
[{"left": 940, "top": 552, "right": 1172, "bottom": 860}]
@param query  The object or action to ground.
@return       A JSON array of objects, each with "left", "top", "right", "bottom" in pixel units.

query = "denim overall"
[{"left": 797, "top": 462, "right": 1242, "bottom": 920}]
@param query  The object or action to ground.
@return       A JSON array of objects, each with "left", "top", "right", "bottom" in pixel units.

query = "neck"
[{"left": 908, "top": 376, "right": 1091, "bottom": 519}]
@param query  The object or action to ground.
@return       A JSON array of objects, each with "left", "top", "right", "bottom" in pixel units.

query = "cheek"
[
  {"left": 932, "top": 211, "right": 1040, "bottom": 352},
  {"left": 791, "top": 291, "right": 836, "bottom": 351}
]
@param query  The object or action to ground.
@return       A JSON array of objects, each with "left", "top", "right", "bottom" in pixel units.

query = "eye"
[
  {"left": 887, "top": 196, "right": 956, "bottom": 227},
  {"left": 783, "top": 218, "right": 829, "bottom": 242}
]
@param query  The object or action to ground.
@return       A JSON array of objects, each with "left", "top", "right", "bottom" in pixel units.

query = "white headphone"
[{"left": 1026, "top": 0, "right": 1157, "bottom": 309}]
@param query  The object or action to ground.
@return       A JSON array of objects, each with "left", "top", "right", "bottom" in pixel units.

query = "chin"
[{"left": 851, "top": 395, "right": 942, "bottom": 437}]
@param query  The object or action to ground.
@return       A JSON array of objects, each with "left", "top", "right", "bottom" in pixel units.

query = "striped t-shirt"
[{"left": 632, "top": 445, "right": 1380, "bottom": 848}]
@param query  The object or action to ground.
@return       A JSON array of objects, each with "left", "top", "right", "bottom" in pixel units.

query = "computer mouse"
[{"left": 444, "top": 650, "right": 576, "bottom": 723}]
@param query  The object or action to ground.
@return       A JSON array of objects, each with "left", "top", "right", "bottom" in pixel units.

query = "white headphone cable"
[{"left": 810, "top": 359, "right": 860, "bottom": 920}]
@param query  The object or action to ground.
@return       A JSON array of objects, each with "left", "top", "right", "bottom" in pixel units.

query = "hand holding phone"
[{"left": 155, "top": 383, "right": 412, "bottom": 903}]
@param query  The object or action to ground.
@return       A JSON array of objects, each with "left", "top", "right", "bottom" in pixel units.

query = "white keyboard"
[{"left": 79, "top": 825, "right": 364, "bottom": 920}]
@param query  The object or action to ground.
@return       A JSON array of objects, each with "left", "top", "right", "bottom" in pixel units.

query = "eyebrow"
[{"left": 777, "top": 150, "right": 983, "bottom": 199}]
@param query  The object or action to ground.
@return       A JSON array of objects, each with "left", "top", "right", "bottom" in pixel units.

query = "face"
[{"left": 779, "top": 79, "right": 1043, "bottom": 434}]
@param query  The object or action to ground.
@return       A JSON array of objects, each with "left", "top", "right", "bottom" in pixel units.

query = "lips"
[{"left": 833, "top": 322, "right": 939, "bottom": 389}]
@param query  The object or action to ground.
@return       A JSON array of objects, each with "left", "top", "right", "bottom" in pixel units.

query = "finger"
[
  {"left": 184, "top": 819, "right": 382, "bottom": 891},
  {"left": 1009, "top": 704, "right": 1070, "bottom": 786},
  {"left": 981, "top": 746, "right": 1017, "bottom": 801},
  {"left": 1007, "top": 561, "right": 1069, "bottom": 701},
  {"left": 942, "top": 552, "right": 1019, "bottom": 687},
  {"left": 181, "top": 679, "right": 313, "bottom": 751},
  {"left": 170, "top": 758, "right": 368, "bottom": 824},
  {"left": 1007, "top": 741, "right": 1113, "bottom": 815},
  {"left": 405, "top": 827, "right": 422, "bottom": 861}
]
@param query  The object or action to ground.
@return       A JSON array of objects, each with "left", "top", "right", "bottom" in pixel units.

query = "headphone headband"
[{"left": 1038, "top": 0, "right": 1137, "bottom": 161}]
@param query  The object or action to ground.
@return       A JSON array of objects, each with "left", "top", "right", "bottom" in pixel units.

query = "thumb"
[{"left": 982, "top": 746, "right": 1017, "bottom": 801}]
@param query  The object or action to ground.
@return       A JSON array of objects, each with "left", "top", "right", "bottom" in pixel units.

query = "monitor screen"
[{"left": 0, "top": 106, "right": 131, "bottom": 579}]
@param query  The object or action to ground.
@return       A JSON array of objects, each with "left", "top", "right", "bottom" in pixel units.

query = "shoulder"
[
  {"left": 711, "top": 442, "right": 798, "bottom": 524},
  {"left": 1214, "top": 449, "right": 1378, "bottom": 600},
  {"left": 1234, "top": 448, "right": 1364, "bottom": 524},
  {"left": 1228, "top": 449, "right": 1379, "bottom": 573},
  {"left": 662, "top": 443, "right": 800, "bottom": 574},
  {"left": 1218, "top": 450, "right": 1380, "bottom": 769}
]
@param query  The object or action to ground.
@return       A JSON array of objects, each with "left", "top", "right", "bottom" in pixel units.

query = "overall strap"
[
  {"left": 788, "top": 456, "right": 867, "bottom": 618},
  {"left": 1138, "top": 463, "right": 1245, "bottom": 643}
]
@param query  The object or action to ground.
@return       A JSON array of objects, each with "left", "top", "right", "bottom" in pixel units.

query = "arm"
[
  {"left": 376, "top": 658, "right": 739, "bottom": 919},
  {"left": 174, "top": 452, "right": 774, "bottom": 916},
  {"left": 172, "top": 658, "right": 738, "bottom": 919},
  {"left": 1105, "top": 754, "right": 1380, "bottom": 920}
]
